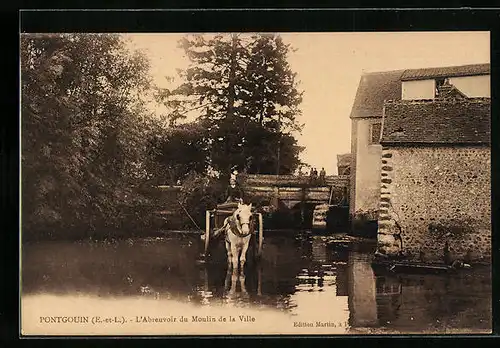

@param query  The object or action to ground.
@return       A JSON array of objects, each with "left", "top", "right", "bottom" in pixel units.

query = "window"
[{"left": 370, "top": 122, "right": 382, "bottom": 144}]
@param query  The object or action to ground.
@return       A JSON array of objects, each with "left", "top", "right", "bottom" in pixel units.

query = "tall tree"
[
  {"left": 158, "top": 33, "right": 305, "bottom": 177},
  {"left": 21, "top": 33, "right": 160, "bottom": 239}
]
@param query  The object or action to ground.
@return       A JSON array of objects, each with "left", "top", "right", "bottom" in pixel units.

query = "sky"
[{"left": 123, "top": 32, "right": 490, "bottom": 175}]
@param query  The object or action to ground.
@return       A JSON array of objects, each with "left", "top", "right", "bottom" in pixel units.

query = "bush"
[{"left": 178, "top": 171, "right": 226, "bottom": 228}]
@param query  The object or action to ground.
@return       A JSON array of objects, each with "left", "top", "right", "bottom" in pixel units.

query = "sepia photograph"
[{"left": 20, "top": 30, "right": 491, "bottom": 336}]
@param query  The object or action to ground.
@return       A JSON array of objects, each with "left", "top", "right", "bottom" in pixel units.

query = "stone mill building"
[{"left": 349, "top": 63, "right": 491, "bottom": 262}]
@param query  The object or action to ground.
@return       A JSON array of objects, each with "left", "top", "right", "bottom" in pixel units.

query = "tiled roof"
[
  {"left": 349, "top": 63, "right": 490, "bottom": 119},
  {"left": 401, "top": 63, "right": 490, "bottom": 81},
  {"left": 381, "top": 98, "right": 491, "bottom": 144},
  {"left": 337, "top": 154, "right": 351, "bottom": 167},
  {"left": 349, "top": 69, "right": 405, "bottom": 119}
]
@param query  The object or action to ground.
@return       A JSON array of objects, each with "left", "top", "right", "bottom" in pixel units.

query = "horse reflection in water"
[
  {"left": 223, "top": 264, "right": 263, "bottom": 303},
  {"left": 199, "top": 263, "right": 263, "bottom": 304},
  {"left": 224, "top": 269, "right": 249, "bottom": 301}
]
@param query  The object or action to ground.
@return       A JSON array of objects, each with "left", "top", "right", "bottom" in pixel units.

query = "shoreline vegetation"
[{"left": 21, "top": 33, "right": 309, "bottom": 243}]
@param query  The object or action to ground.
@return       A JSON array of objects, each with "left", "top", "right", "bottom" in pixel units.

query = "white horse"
[{"left": 214, "top": 202, "right": 254, "bottom": 274}]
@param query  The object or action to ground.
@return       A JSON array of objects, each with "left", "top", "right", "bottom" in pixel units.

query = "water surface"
[{"left": 21, "top": 232, "right": 491, "bottom": 335}]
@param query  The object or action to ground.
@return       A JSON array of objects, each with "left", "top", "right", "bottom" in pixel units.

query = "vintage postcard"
[{"left": 20, "top": 30, "right": 491, "bottom": 336}]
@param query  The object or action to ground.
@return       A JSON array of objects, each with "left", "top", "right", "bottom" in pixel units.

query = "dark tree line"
[{"left": 21, "top": 33, "right": 306, "bottom": 239}]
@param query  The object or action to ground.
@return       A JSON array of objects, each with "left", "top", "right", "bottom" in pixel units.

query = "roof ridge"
[
  {"left": 404, "top": 62, "right": 490, "bottom": 71},
  {"left": 361, "top": 62, "right": 489, "bottom": 77},
  {"left": 361, "top": 68, "right": 406, "bottom": 76},
  {"left": 384, "top": 97, "right": 491, "bottom": 104},
  {"left": 401, "top": 63, "right": 490, "bottom": 81}
]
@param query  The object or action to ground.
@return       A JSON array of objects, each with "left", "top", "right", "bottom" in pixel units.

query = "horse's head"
[{"left": 234, "top": 202, "right": 253, "bottom": 235}]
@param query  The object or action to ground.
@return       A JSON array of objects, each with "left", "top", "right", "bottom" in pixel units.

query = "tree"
[
  {"left": 21, "top": 33, "right": 161, "bottom": 239},
  {"left": 150, "top": 120, "right": 211, "bottom": 186},
  {"left": 157, "top": 33, "right": 305, "bottom": 176}
]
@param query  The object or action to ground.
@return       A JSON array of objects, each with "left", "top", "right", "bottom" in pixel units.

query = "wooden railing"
[
  {"left": 240, "top": 174, "right": 349, "bottom": 187},
  {"left": 239, "top": 174, "right": 349, "bottom": 205}
]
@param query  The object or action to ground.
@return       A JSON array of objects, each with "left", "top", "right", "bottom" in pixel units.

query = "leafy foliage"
[
  {"left": 148, "top": 120, "right": 210, "bottom": 186},
  {"left": 21, "top": 33, "right": 162, "bottom": 240},
  {"left": 157, "top": 33, "right": 305, "bottom": 177},
  {"left": 177, "top": 171, "right": 226, "bottom": 227}
]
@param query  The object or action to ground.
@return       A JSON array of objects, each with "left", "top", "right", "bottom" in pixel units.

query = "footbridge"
[
  {"left": 239, "top": 174, "right": 350, "bottom": 208},
  {"left": 239, "top": 174, "right": 350, "bottom": 230}
]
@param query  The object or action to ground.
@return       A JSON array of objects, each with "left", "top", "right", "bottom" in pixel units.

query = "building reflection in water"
[
  {"left": 375, "top": 275, "right": 403, "bottom": 326},
  {"left": 347, "top": 251, "right": 378, "bottom": 327},
  {"left": 372, "top": 269, "right": 491, "bottom": 331},
  {"left": 344, "top": 248, "right": 491, "bottom": 332}
]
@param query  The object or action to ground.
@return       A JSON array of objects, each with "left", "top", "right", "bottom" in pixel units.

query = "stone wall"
[{"left": 376, "top": 146, "right": 491, "bottom": 263}]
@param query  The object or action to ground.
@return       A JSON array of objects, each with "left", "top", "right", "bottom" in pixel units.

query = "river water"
[{"left": 21, "top": 232, "right": 491, "bottom": 335}]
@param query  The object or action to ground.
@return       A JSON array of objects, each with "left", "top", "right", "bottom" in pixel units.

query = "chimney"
[{"left": 436, "top": 78, "right": 452, "bottom": 98}]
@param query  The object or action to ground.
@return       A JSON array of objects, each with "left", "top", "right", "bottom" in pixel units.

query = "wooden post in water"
[
  {"left": 328, "top": 185, "right": 334, "bottom": 205},
  {"left": 204, "top": 210, "right": 211, "bottom": 257},
  {"left": 258, "top": 213, "right": 263, "bottom": 257},
  {"left": 257, "top": 264, "right": 262, "bottom": 296},
  {"left": 300, "top": 186, "right": 306, "bottom": 228}
]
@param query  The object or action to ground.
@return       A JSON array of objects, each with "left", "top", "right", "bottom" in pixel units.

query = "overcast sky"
[{"left": 124, "top": 31, "right": 490, "bottom": 175}]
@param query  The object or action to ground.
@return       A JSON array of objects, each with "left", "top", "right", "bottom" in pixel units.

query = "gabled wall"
[
  {"left": 349, "top": 119, "right": 358, "bottom": 218},
  {"left": 402, "top": 79, "right": 435, "bottom": 100},
  {"left": 351, "top": 118, "right": 382, "bottom": 220},
  {"left": 401, "top": 74, "right": 490, "bottom": 100},
  {"left": 448, "top": 75, "right": 490, "bottom": 97}
]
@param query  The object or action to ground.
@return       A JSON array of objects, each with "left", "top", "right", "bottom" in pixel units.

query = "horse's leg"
[
  {"left": 229, "top": 272, "right": 238, "bottom": 299},
  {"left": 239, "top": 236, "right": 251, "bottom": 273},
  {"left": 221, "top": 219, "right": 232, "bottom": 270},
  {"left": 224, "top": 268, "right": 237, "bottom": 300},
  {"left": 230, "top": 240, "right": 240, "bottom": 275},
  {"left": 225, "top": 237, "right": 233, "bottom": 270},
  {"left": 224, "top": 267, "right": 232, "bottom": 292},
  {"left": 203, "top": 266, "right": 209, "bottom": 293},
  {"left": 239, "top": 271, "right": 249, "bottom": 298}
]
